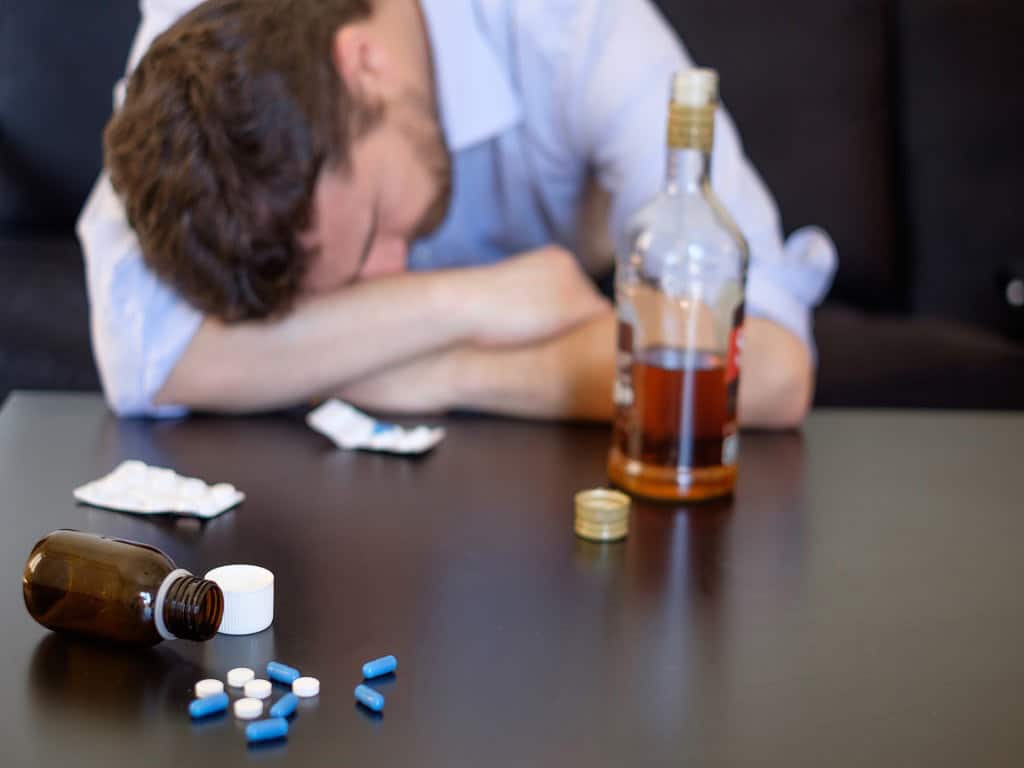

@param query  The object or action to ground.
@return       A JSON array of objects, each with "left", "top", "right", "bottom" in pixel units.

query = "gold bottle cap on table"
[{"left": 574, "top": 488, "right": 631, "bottom": 542}]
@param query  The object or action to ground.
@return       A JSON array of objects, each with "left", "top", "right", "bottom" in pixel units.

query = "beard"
[{"left": 395, "top": 88, "right": 453, "bottom": 240}]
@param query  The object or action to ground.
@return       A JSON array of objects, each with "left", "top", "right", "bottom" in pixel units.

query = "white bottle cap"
[
  {"left": 227, "top": 667, "right": 255, "bottom": 688},
  {"left": 204, "top": 565, "right": 274, "bottom": 636},
  {"left": 672, "top": 68, "right": 719, "bottom": 107},
  {"left": 233, "top": 698, "right": 264, "bottom": 720},
  {"left": 292, "top": 677, "right": 321, "bottom": 698},
  {"left": 245, "top": 679, "right": 273, "bottom": 700}
]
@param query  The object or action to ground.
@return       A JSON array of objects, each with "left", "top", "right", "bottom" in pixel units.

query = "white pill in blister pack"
[
  {"left": 307, "top": 399, "right": 445, "bottom": 455},
  {"left": 73, "top": 461, "right": 245, "bottom": 519}
]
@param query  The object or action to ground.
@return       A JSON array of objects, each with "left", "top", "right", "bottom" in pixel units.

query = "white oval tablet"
[
  {"left": 227, "top": 667, "right": 255, "bottom": 688},
  {"left": 245, "top": 679, "right": 273, "bottom": 700},
  {"left": 195, "top": 679, "right": 224, "bottom": 699},
  {"left": 234, "top": 698, "right": 264, "bottom": 720},
  {"left": 293, "top": 677, "right": 320, "bottom": 698}
]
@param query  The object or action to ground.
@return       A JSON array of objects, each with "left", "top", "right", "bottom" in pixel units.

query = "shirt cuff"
[{"left": 745, "top": 226, "right": 837, "bottom": 361}]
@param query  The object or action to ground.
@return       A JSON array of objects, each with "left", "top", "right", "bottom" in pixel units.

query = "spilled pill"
[
  {"left": 227, "top": 667, "right": 255, "bottom": 688},
  {"left": 293, "top": 677, "right": 320, "bottom": 698},
  {"left": 195, "top": 679, "right": 224, "bottom": 698},
  {"left": 189, "top": 691, "right": 229, "bottom": 719},
  {"left": 267, "top": 661, "right": 301, "bottom": 685},
  {"left": 269, "top": 693, "right": 299, "bottom": 719},
  {"left": 246, "top": 717, "right": 289, "bottom": 744},
  {"left": 354, "top": 684, "right": 384, "bottom": 712},
  {"left": 245, "top": 679, "right": 273, "bottom": 700},
  {"left": 234, "top": 698, "right": 263, "bottom": 721},
  {"left": 362, "top": 655, "right": 397, "bottom": 679}
]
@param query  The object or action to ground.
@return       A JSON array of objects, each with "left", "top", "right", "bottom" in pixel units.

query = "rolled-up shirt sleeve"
[
  {"left": 563, "top": 0, "right": 837, "bottom": 353},
  {"left": 76, "top": 0, "right": 205, "bottom": 416}
]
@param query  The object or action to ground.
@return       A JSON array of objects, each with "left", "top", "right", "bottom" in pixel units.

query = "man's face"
[{"left": 298, "top": 1, "right": 452, "bottom": 295}]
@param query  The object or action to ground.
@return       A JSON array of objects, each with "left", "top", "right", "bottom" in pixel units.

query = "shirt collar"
[{"left": 418, "top": 0, "right": 522, "bottom": 151}]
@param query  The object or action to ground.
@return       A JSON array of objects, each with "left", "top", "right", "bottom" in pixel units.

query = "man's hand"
[{"left": 463, "top": 245, "right": 610, "bottom": 346}]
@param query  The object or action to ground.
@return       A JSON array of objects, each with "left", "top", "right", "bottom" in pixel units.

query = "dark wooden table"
[{"left": 1, "top": 392, "right": 1022, "bottom": 767}]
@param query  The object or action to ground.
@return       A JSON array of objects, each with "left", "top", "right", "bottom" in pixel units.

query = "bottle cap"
[
  {"left": 574, "top": 489, "right": 631, "bottom": 542},
  {"left": 672, "top": 68, "right": 719, "bottom": 107},
  {"left": 204, "top": 565, "right": 274, "bottom": 635}
]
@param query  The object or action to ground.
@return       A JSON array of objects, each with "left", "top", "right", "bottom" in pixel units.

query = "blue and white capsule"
[
  {"left": 246, "top": 717, "right": 289, "bottom": 744},
  {"left": 266, "top": 661, "right": 301, "bottom": 685},
  {"left": 355, "top": 684, "right": 385, "bottom": 712},
  {"left": 189, "top": 691, "right": 229, "bottom": 719},
  {"left": 269, "top": 693, "right": 299, "bottom": 719},
  {"left": 361, "top": 655, "right": 397, "bottom": 679}
]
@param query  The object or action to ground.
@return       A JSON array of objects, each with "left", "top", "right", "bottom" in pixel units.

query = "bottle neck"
[
  {"left": 666, "top": 147, "right": 710, "bottom": 193},
  {"left": 155, "top": 572, "right": 224, "bottom": 642},
  {"left": 665, "top": 102, "right": 715, "bottom": 193}
]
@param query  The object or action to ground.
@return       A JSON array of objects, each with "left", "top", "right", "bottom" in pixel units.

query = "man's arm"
[
  {"left": 340, "top": 310, "right": 812, "bottom": 428},
  {"left": 156, "top": 246, "right": 608, "bottom": 413}
]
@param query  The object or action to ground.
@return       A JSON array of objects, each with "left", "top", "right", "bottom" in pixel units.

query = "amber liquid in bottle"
[
  {"left": 609, "top": 343, "right": 739, "bottom": 502},
  {"left": 23, "top": 530, "right": 223, "bottom": 646}
]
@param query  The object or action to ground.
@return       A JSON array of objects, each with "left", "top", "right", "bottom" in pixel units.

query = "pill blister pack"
[
  {"left": 306, "top": 399, "right": 445, "bottom": 455},
  {"left": 74, "top": 460, "right": 245, "bottom": 519}
]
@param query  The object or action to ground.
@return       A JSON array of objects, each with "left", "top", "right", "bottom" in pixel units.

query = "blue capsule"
[
  {"left": 189, "top": 691, "right": 229, "bottom": 719},
  {"left": 354, "top": 684, "right": 385, "bottom": 712},
  {"left": 269, "top": 693, "right": 299, "bottom": 719},
  {"left": 266, "top": 661, "right": 301, "bottom": 685},
  {"left": 362, "top": 655, "right": 397, "bottom": 679},
  {"left": 246, "top": 717, "right": 289, "bottom": 744}
]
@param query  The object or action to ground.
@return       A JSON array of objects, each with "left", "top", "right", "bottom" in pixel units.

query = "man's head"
[{"left": 105, "top": 0, "right": 451, "bottom": 322}]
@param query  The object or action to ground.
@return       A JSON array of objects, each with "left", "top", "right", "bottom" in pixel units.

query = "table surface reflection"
[{"left": 1, "top": 393, "right": 1022, "bottom": 767}]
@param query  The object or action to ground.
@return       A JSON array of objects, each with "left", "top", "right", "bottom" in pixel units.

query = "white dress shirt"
[{"left": 78, "top": 0, "right": 836, "bottom": 416}]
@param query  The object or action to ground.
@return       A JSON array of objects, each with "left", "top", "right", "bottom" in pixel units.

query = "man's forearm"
[
  {"left": 155, "top": 245, "right": 609, "bottom": 413},
  {"left": 156, "top": 270, "right": 471, "bottom": 412},
  {"left": 343, "top": 313, "right": 813, "bottom": 428},
  {"left": 456, "top": 313, "right": 618, "bottom": 421}
]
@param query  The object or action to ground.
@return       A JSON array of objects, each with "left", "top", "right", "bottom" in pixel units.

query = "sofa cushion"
[
  {"left": 0, "top": 1, "right": 140, "bottom": 234},
  {"left": 815, "top": 303, "right": 1024, "bottom": 409},
  {"left": 896, "top": 0, "right": 1024, "bottom": 342},
  {"left": 0, "top": 236, "right": 99, "bottom": 399}
]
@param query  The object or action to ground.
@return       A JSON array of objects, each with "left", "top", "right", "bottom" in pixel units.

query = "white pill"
[
  {"left": 245, "top": 679, "right": 273, "bottom": 700},
  {"left": 227, "top": 667, "right": 255, "bottom": 688},
  {"left": 292, "top": 677, "right": 320, "bottom": 698},
  {"left": 233, "top": 698, "right": 264, "bottom": 720},
  {"left": 195, "top": 679, "right": 224, "bottom": 699}
]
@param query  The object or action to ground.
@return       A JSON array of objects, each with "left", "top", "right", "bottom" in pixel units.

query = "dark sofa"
[{"left": 2, "top": 0, "right": 1022, "bottom": 409}]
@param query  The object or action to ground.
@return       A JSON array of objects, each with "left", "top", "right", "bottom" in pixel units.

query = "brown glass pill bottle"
[{"left": 23, "top": 530, "right": 223, "bottom": 646}]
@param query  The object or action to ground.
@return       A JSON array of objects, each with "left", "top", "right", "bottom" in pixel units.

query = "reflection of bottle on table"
[{"left": 609, "top": 69, "right": 748, "bottom": 502}]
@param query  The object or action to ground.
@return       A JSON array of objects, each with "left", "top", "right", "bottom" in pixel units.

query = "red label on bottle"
[{"left": 726, "top": 323, "right": 744, "bottom": 384}]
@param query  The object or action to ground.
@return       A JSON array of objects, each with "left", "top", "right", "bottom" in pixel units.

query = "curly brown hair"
[{"left": 105, "top": 0, "right": 376, "bottom": 322}]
